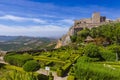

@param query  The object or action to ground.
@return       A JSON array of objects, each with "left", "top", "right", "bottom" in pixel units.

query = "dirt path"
[
  {"left": 37, "top": 69, "right": 67, "bottom": 80},
  {"left": 0, "top": 56, "right": 8, "bottom": 64}
]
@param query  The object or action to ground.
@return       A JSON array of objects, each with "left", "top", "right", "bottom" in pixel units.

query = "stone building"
[
  {"left": 75, "top": 12, "right": 106, "bottom": 24},
  {"left": 92, "top": 12, "right": 101, "bottom": 23},
  {"left": 73, "top": 12, "right": 108, "bottom": 33}
]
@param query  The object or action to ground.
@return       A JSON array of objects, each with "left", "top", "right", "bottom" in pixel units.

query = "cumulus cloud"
[
  {"left": 0, "top": 15, "right": 47, "bottom": 23},
  {"left": 0, "top": 24, "right": 69, "bottom": 37}
]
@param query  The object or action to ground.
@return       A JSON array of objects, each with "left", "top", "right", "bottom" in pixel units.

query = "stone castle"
[
  {"left": 74, "top": 12, "right": 113, "bottom": 33},
  {"left": 55, "top": 12, "right": 119, "bottom": 48}
]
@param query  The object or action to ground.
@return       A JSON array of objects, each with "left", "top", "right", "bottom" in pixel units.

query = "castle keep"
[
  {"left": 73, "top": 12, "right": 111, "bottom": 33},
  {"left": 75, "top": 12, "right": 106, "bottom": 24}
]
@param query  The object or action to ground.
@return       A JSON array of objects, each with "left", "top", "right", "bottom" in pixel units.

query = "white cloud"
[
  {"left": 60, "top": 19, "right": 74, "bottom": 24},
  {"left": 0, "top": 15, "right": 46, "bottom": 23},
  {"left": 0, "top": 24, "right": 69, "bottom": 37}
]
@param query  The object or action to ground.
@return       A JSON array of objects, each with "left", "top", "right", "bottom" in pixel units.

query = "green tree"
[
  {"left": 114, "top": 26, "right": 120, "bottom": 43},
  {"left": 77, "top": 28, "right": 90, "bottom": 42},
  {"left": 70, "top": 33, "right": 77, "bottom": 42},
  {"left": 84, "top": 43, "right": 100, "bottom": 58},
  {"left": 107, "top": 44, "right": 120, "bottom": 61}
]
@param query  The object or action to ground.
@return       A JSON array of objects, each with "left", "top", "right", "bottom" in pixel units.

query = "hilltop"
[{"left": 55, "top": 12, "right": 120, "bottom": 48}]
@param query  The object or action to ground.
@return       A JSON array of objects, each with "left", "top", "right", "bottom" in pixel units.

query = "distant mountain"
[
  {"left": 0, "top": 36, "right": 57, "bottom": 51},
  {"left": 0, "top": 36, "right": 18, "bottom": 42}
]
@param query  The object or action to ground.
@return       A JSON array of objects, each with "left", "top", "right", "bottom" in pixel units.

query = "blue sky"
[{"left": 0, "top": 0, "right": 120, "bottom": 37}]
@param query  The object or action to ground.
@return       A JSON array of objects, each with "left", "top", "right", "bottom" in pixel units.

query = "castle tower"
[{"left": 92, "top": 12, "right": 100, "bottom": 23}]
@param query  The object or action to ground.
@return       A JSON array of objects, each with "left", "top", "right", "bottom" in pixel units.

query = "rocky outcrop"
[{"left": 55, "top": 26, "right": 74, "bottom": 48}]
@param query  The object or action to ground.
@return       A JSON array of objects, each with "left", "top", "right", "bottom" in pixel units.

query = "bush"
[
  {"left": 100, "top": 48, "right": 116, "bottom": 61},
  {"left": 57, "top": 67, "right": 63, "bottom": 77},
  {"left": 70, "top": 34, "right": 77, "bottom": 42},
  {"left": 37, "top": 74, "right": 48, "bottom": 80},
  {"left": 75, "top": 62, "right": 120, "bottom": 80},
  {"left": 62, "top": 63, "right": 72, "bottom": 71},
  {"left": 76, "top": 28, "right": 90, "bottom": 42},
  {"left": 45, "top": 61, "right": 53, "bottom": 66},
  {"left": 77, "top": 56, "right": 100, "bottom": 63},
  {"left": 0, "top": 63, "right": 5, "bottom": 68},
  {"left": 4, "top": 54, "right": 33, "bottom": 67},
  {"left": 23, "top": 60, "right": 40, "bottom": 72},
  {"left": 48, "top": 72, "right": 54, "bottom": 80},
  {"left": 57, "top": 63, "right": 72, "bottom": 77},
  {"left": 67, "top": 75, "right": 75, "bottom": 80},
  {"left": 0, "top": 70, "right": 37, "bottom": 80},
  {"left": 84, "top": 43, "right": 101, "bottom": 58}
]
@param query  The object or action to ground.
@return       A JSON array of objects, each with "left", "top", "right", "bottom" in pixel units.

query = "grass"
[{"left": 4, "top": 64, "right": 24, "bottom": 72}]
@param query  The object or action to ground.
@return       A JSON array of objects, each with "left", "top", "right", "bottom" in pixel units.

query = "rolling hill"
[{"left": 0, "top": 36, "right": 57, "bottom": 51}]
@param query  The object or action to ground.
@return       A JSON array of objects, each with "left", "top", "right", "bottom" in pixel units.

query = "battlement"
[
  {"left": 74, "top": 12, "right": 110, "bottom": 31},
  {"left": 74, "top": 12, "right": 106, "bottom": 25}
]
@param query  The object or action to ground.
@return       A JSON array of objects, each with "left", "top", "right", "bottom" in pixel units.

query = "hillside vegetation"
[{"left": 1, "top": 23, "right": 120, "bottom": 80}]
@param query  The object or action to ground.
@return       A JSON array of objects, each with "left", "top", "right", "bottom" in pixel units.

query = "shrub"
[
  {"left": 77, "top": 56, "right": 100, "bottom": 63},
  {"left": 62, "top": 63, "right": 72, "bottom": 71},
  {"left": 48, "top": 72, "right": 54, "bottom": 80},
  {"left": 75, "top": 62, "right": 120, "bottom": 80},
  {"left": 67, "top": 75, "right": 75, "bottom": 80},
  {"left": 57, "top": 67, "right": 63, "bottom": 77},
  {"left": 68, "top": 67, "right": 75, "bottom": 76},
  {"left": 84, "top": 43, "right": 101, "bottom": 58},
  {"left": 57, "top": 63, "right": 72, "bottom": 77},
  {"left": 70, "top": 34, "right": 77, "bottom": 42},
  {"left": 45, "top": 61, "right": 53, "bottom": 66},
  {"left": 23, "top": 60, "right": 40, "bottom": 72},
  {"left": 0, "top": 69, "right": 49, "bottom": 80},
  {"left": 62, "top": 62, "right": 72, "bottom": 76},
  {"left": 4, "top": 54, "right": 33, "bottom": 67},
  {"left": 1, "top": 69, "right": 37, "bottom": 80},
  {"left": 100, "top": 48, "right": 116, "bottom": 61},
  {"left": 0, "top": 63, "right": 5, "bottom": 68},
  {"left": 37, "top": 74, "right": 48, "bottom": 80}
]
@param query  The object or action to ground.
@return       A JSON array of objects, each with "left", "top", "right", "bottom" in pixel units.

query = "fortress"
[
  {"left": 73, "top": 12, "right": 113, "bottom": 33},
  {"left": 55, "top": 12, "right": 120, "bottom": 48}
]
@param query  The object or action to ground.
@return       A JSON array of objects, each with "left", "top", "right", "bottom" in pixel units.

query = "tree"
[
  {"left": 77, "top": 28, "right": 90, "bottom": 42},
  {"left": 90, "top": 27, "right": 100, "bottom": 38},
  {"left": 84, "top": 43, "right": 100, "bottom": 58},
  {"left": 77, "top": 28, "right": 89, "bottom": 38},
  {"left": 70, "top": 34, "right": 77, "bottom": 42},
  {"left": 107, "top": 44, "right": 120, "bottom": 61},
  {"left": 114, "top": 26, "right": 120, "bottom": 43}
]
